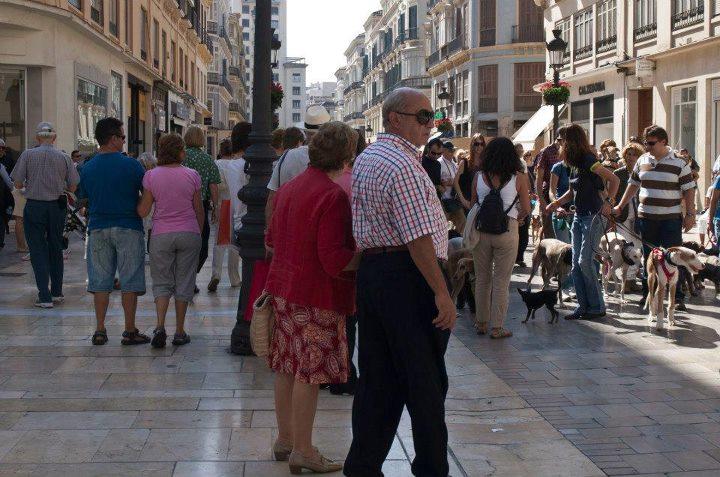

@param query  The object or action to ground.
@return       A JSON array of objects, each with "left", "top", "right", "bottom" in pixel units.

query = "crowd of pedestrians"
[{"left": 0, "top": 86, "right": 712, "bottom": 476}]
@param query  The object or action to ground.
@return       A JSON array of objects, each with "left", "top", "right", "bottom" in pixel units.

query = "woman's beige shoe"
[
  {"left": 288, "top": 448, "right": 342, "bottom": 474},
  {"left": 272, "top": 440, "right": 293, "bottom": 461}
]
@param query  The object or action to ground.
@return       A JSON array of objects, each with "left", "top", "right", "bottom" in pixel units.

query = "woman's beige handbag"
[
  {"left": 463, "top": 203, "right": 481, "bottom": 250},
  {"left": 250, "top": 292, "right": 274, "bottom": 357}
]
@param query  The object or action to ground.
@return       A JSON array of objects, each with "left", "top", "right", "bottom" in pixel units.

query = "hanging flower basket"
[
  {"left": 435, "top": 118, "right": 453, "bottom": 133},
  {"left": 538, "top": 81, "right": 571, "bottom": 106},
  {"left": 270, "top": 82, "right": 284, "bottom": 112}
]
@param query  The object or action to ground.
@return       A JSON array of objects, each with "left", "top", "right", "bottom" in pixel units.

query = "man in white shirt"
[{"left": 437, "top": 141, "right": 464, "bottom": 232}]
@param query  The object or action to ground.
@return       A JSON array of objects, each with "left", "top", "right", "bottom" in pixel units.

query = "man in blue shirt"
[{"left": 77, "top": 117, "right": 149, "bottom": 346}]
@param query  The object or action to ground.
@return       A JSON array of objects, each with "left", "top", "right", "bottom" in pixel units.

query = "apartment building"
[
  {"left": 228, "top": 12, "right": 248, "bottom": 129},
  {"left": 234, "top": 0, "right": 288, "bottom": 122},
  {"left": 280, "top": 58, "right": 308, "bottom": 127},
  {"left": 363, "top": 1, "right": 431, "bottom": 141},
  {"left": 337, "top": 33, "right": 367, "bottom": 132},
  {"left": 0, "top": 0, "right": 212, "bottom": 156},
  {"left": 544, "top": 0, "right": 720, "bottom": 190},
  {"left": 427, "top": 0, "right": 546, "bottom": 139}
]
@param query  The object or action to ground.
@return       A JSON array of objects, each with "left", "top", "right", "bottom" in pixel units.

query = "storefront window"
[
  {"left": 77, "top": 78, "right": 107, "bottom": 149},
  {"left": 570, "top": 100, "right": 590, "bottom": 139},
  {"left": 109, "top": 72, "right": 122, "bottom": 119},
  {"left": 0, "top": 68, "right": 26, "bottom": 152},
  {"left": 593, "top": 95, "right": 614, "bottom": 145},
  {"left": 672, "top": 84, "right": 697, "bottom": 159}
]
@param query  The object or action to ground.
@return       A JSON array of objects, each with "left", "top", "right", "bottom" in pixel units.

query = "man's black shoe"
[
  {"left": 675, "top": 301, "right": 687, "bottom": 312},
  {"left": 636, "top": 296, "right": 647, "bottom": 307},
  {"left": 582, "top": 311, "right": 606, "bottom": 320}
]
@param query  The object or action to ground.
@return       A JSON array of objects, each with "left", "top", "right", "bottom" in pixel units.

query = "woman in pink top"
[{"left": 137, "top": 134, "right": 204, "bottom": 348}]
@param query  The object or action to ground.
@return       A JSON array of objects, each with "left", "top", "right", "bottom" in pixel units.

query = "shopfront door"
[
  {"left": 637, "top": 89, "right": 653, "bottom": 138},
  {"left": 0, "top": 68, "right": 26, "bottom": 154}
]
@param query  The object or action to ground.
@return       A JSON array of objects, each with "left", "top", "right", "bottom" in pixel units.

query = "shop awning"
[{"left": 512, "top": 104, "right": 566, "bottom": 151}]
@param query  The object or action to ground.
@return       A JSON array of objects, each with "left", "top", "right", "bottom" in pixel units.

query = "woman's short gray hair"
[{"left": 382, "top": 88, "right": 418, "bottom": 129}]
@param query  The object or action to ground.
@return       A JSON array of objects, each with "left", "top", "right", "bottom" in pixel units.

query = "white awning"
[{"left": 512, "top": 104, "right": 566, "bottom": 151}]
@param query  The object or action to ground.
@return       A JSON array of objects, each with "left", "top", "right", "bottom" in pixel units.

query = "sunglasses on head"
[{"left": 394, "top": 109, "right": 434, "bottom": 125}]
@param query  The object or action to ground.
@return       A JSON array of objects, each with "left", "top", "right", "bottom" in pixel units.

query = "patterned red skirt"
[{"left": 268, "top": 296, "right": 348, "bottom": 385}]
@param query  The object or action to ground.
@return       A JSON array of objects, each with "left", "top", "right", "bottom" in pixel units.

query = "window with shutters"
[
  {"left": 515, "top": 0, "right": 543, "bottom": 43},
  {"left": 573, "top": 8, "right": 593, "bottom": 60},
  {"left": 514, "top": 63, "right": 544, "bottom": 112},
  {"left": 140, "top": 8, "right": 148, "bottom": 61},
  {"left": 153, "top": 20, "right": 160, "bottom": 69},
  {"left": 69, "top": 0, "right": 81, "bottom": 10},
  {"left": 408, "top": 5, "right": 418, "bottom": 39},
  {"left": 109, "top": 0, "right": 119, "bottom": 36},
  {"left": 596, "top": 0, "right": 617, "bottom": 53},
  {"left": 478, "top": 0, "right": 496, "bottom": 46},
  {"left": 634, "top": 0, "right": 657, "bottom": 40},
  {"left": 90, "top": 0, "right": 103, "bottom": 25},
  {"left": 555, "top": 17, "right": 571, "bottom": 59},
  {"left": 477, "top": 65, "right": 498, "bottom": 113},
  {"left": 162, "top": 31, "right": 167, "bottom": 77}
]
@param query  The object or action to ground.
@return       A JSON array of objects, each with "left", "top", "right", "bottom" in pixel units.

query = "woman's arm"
[
  {"left": 549, "top": 170, "right": 560, "bottom": 202},
  {"left": 593, "top": 164, "right": 620, "bottom": 215},
  {"left": 193, "top": 190, "right": 205, "bottom": 231},
  {"left": 317, "top": 192, "right": 356, "bottom": 278},
  {"left": 137, "top": 189, "right": 154, "bottom": 218},
  {"left": 516, "top": 173, "right": 532, "bottom": 221}
]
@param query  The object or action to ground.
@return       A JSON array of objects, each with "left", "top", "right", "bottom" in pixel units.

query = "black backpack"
[{"left": 474, "top": 173, "right": 518, "bottom": 235}]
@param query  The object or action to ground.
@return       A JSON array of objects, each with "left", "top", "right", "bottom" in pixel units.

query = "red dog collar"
[{"left": 651, "top": 247, "right": 675, "bottom": 282}]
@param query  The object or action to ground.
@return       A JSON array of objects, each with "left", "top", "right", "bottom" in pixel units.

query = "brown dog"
[
  {"left": 528, "top": 238, "right": 573, "bottom": 306},
  {"left": 646, "top": 247, "right": 703, "bottom": 330},
  {"left": 530, "top": 215, "right": 542, "bottom": 244}
]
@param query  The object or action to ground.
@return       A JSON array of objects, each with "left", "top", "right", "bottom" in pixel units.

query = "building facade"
[
  {"left": 427, "top": 0, "right": 546, "bottom": 139},
  {"left": 206, "top": 0, "right": 247, "bottom": 157},
  {"left": 338, "top": 33, "right": 367, "bottom": 132},
  {"left": 363, "top": 1, "right": 431, "bottom": 141},
  {"left": 233, "top": 0, "right": 288, "bottom": 122},
  {"left": 543, "top": 0, "right": 720, "bottom": 192},
  {"left": 280, "top": 57, "right": 308, "bottom": 127},
  {"left": 0, "top": 0, "right": 212, "bottom": 156}
]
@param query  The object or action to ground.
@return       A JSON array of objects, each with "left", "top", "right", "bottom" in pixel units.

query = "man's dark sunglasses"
[
  {"left": 644, "top": 140, "right": 657, "bottom": 146},
  {"left": 395, "top": 109, "right": 434, "bottom": 125}
]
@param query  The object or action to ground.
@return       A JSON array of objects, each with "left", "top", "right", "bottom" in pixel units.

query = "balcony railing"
[
  {"left": 596, "top": 35, "right": 617, "bottom": 53},
  {"left": 672, "top": 5, "right": 704, "bottom": 29},
  {"left": 343, "top": 81, "right": 363, "bottom": 95},
  {"left": 515, "top": 94, "right": 541, "bottom": 112},
  {"left": 446, "top": 33, "right": 465, "bottom": 56},
  {"left": 477, "top": 97, "right": 498, "bottom": 113},
  {"left": 634, "top": 23, "right": 657, "bottom": 41},
  {"left": 427, "top": 49, "right": 441, "bottom": 69},
  {"left": 398, "top": 77, "right": 431, "bottom": 90},
  {"left": 344, "top": 112, "right": 364, "bottom": 122},
  {"left": 574, "top": 45, "right": 592, "bottom": 60},
  {"left": 208, "top": 72, "right": 233, "bottom": 96},
  {"left": 229, "top": 66, "right": 241, "bottom": 78},
  {"left": 229, "top": 102, "right": 242, "bottom": 113},
  {"left": 479, "top": 28, "right": 496, "bottom": 47},
  {"left": 511, "top": 24, "right": 544, "bottom": 43},
  {"left": 207, "top": 21, "right": 218, "bottom": 35}
]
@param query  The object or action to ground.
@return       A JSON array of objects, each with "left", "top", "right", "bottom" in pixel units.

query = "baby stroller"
[{"left": 63, "top": 191, "right": 87, "bottom": 251}]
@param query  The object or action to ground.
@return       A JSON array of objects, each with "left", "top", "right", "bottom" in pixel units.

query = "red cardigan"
[{"left": 265, "top": 167, "right": 356, "bottom": 315}]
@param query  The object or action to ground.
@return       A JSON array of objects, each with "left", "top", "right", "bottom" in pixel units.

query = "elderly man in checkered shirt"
[{"left": 344, "top": 88, "right": 454, "bottom": 477}]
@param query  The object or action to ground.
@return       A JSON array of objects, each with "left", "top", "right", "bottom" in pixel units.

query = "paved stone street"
[{"left": 2, "top": 230, "right": 720, "bottom": 477}]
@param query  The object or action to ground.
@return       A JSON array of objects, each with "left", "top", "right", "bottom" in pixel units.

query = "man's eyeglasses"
[{"left": 394, "top": 109, "right": 434, "bottom": 126}]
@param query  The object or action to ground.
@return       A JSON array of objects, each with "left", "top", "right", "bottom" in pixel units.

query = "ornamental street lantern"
[
  {"left": 271, "top": 29, "right": 281, "bottom": 68},
  {"left": 546, "top": 28, "right": 568, "bottom": 140},
  {"left": 230, "top": 0, "right": 276, "bottom": 355}
]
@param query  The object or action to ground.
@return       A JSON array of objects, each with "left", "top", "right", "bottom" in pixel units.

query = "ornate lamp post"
[
  {"left": 546, "top": 29, "right": 567, "bottom": 141},
  {"left": 230, "top": 0, "right": 280, "bottom": 355}
]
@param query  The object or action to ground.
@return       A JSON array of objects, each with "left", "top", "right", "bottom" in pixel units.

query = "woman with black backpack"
[
  {"left": 547, "top": 124, "right": 619, "bottom": 320},
  {"left": 467, "top": 137, "right": 531, "bottom": 339}
]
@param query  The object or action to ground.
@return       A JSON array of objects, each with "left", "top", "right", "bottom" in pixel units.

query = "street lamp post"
[
  {"left": 546, "top": 29, "right": 567, "bottom": 141},
  {"left": 230, "top": 0, "right": 278, "bottom": 355}
]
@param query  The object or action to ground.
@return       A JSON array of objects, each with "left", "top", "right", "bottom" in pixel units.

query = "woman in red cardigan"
[{"left": 265, "top": 121, "right": 359, "bottom": 474}]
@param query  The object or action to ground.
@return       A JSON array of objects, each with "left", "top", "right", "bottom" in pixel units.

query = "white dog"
[
  {"left": 645, "top": 247, "right": 704, "bottom": 330},
  {"left": 598, "top": 232, "right": 643, "bottom": 303}
]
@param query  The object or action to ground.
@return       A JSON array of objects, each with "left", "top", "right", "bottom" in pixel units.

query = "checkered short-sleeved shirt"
[{"left": 352, "top": 133, "right": 448, "bottom": 259}]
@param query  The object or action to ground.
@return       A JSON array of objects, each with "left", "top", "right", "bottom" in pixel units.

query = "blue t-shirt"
[
  {"left": 714, "top": 175, "right": 720, "bottom": 219},
  {"left": 569, "top": 154, "right": 604, "bottom": 215},
  {"left": 77, "top": 152, "right": 145, "bottom": 232},
  {"left": 550, "top": 161, "right": 570, "bottom": 198}
]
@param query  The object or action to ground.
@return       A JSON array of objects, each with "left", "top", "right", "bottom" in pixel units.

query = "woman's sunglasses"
[
  {"left": 394, "top": 109, "right": 434, "bottom": 125},
  {"left": 473, "top": 141, "right": 485, "bottom": 148}
]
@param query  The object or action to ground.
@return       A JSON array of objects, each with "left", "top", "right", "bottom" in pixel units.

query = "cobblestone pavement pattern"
[{"left": 1, "top": 231, "right": 720, "bottom": 476}]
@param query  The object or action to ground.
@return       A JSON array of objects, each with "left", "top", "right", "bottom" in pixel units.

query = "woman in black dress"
[{"left": 454, "top": 134, "right": 485, "bottom": 210}]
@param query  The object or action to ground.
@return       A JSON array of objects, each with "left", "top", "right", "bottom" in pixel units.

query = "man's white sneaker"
[
  {"left": 34, "top": 301, "right": 54, "bottom": 309},
  {"left": 52, "top": 295, "right": 65, "bottom": 304}
]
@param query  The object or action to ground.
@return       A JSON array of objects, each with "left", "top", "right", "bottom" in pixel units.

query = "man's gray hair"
[{"left": 382, "top": 88, "right": 422, "bottom": 129}]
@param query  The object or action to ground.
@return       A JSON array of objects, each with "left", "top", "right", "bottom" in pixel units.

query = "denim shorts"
[{"left": 87, "top": 227, "right": 146, "bottom": 294}]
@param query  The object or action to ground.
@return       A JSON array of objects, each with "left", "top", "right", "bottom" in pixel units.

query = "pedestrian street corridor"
[{"left": 3, "top": 235, "right": 720, "bottom": 477}]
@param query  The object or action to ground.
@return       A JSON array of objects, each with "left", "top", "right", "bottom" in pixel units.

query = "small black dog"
[
  {"left": 517, "top": 288, "right": 559, "bottom": 324},
  {"left": 696, "top": 262, "right": 720, "bottom": 295}
]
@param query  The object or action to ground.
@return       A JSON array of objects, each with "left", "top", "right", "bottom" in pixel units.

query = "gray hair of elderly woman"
[
  {"left": 137, "top": 152, "right": 157, "bottom": 171},
  {"left": 382, "top": 87, "right": 423, "bottom": 129}
]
